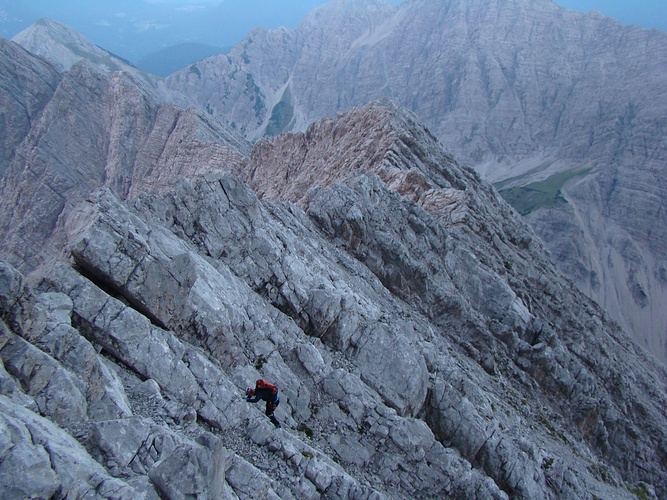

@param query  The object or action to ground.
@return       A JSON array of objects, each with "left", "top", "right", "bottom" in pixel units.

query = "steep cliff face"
[
  {"left": 2, "top": 94, "right": 667, "bottom": 498},
  {"left": 165, "top": 0, "right": 667, "bottom": 173},
  {"left": 163, "top": 0, "right": 667, "bottom": 361},
  {"left": 0, "top": 37, "right": 249, "bottom": 275},
  {"left": 0, "top": 37, "right": 61, "bottom": 175}
]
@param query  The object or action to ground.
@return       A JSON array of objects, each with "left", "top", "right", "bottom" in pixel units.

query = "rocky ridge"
[
  {"left": 0, "top": 36, "right": 249, "bottom": 275},
  {"left": 12, "top": 18, "right": 141, "bottom": 75},
  {"left": 163, "top": 0, "right": 667, "bottom": 362},
  {"left": 1, "top": 93, "right": 666, "bottom": 497}
]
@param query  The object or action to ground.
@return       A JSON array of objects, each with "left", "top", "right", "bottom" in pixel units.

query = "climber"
[{"left": 245, "top": 379, "right": 281, "bottom": 428}]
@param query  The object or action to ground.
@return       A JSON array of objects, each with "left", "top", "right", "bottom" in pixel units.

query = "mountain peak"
[{"left": 12, "top": 18, "right": 138, "bottom": 74}]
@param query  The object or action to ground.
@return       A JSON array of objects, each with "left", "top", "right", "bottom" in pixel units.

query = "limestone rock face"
[
  {"left": 165, "top": 0, "right": 667, "bottom": 172},
  {"left": 2, "top": 21, "right": 667, "bottom": 497},
  {"left": 164, "top": 0, "right": 667, "bottom": 362},
  {"left": 0, "top": 38, "right": 61, "bottom": 175},
  {"left": 2, "top": 98, "right": 666, "bottom": 498},
  {"left": 0, "top": 37, "right": 249, "bottom": 275}
]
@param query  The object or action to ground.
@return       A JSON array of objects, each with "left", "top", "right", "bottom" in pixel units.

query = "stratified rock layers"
[
  {"left": 1, "top": 16, "right": 667, "bottom": 497},
  {"left": 165, "top": 0, "right": 667, "bottom": 362},
  {"left": 0, "top": 36, "right": 249, "bottom": 276},
  {"left": 2, "top": 101, "right": 666, "bottom": 498}
]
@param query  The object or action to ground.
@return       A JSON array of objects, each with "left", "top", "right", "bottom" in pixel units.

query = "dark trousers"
[{"left": 266, "top": 399, "right": 279, "bottom": 416}]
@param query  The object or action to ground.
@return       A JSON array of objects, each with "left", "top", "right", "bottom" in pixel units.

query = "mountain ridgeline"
[
  {"left": 1, "top": 4, "right": 667, "bottom": 500},
  {"left": 164, "top": 0, "right": 667, "bottom": 363},
  {"left": 0, "top": 33, "right": 249, "bottom": 276}
]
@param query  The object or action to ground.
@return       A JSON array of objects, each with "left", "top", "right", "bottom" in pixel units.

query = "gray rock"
[
  {"left": 164, "top": 0, "right": 667, "bottom": 363},
  {"left": 149, "top": 434, "right": 225, "bottom": 500},
  {"left": 134, "top": 379, "right": 164, "bottom": 401},
  {"left": 49, "top": 262, "right": 248, "bottom": 430},
  {"left": 225, "top": 453, "right": 286, "bottom": 499},
  {"left": 0, "top": 261, "right": 25, "bottom": 320},
  {"left": 0, "top": 440, "right": 59, "bottom": 499},
  {"left": 91, "top": 416, "right": 226, "bottom": 499},
  {"left": 23, "top": 291, "right": 133, "bottom": 420},
  {"left": 93, "top": 418, "right": 156, "bottom": 470},
  {"left": 0, "top": 42, "right": 666, "bottom": 499},
  {"left": 0, "top": 323, "right": 88, "bottom": 429},
  {"left": 295, "top": 342, "right": 328, "bottom": 381},
  {"left": 0, "top": 395, "right": 141, "bottom": 499},
  {"left": 0, "top": 35, "right": 249, "bottom": 276}
]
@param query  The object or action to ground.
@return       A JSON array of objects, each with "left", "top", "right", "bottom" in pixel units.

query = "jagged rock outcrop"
[
  {"left": 163, "top": 0, "right": 667, "bottom": 362},
  {"left": 0, "top": 36, "right": 249, "bottom": 276},
  {"left": 2, "top": 99, "right": 666, "bottom": 498}
]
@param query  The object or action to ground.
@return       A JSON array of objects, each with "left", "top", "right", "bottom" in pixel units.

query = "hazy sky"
[
  {"left": 555, "top": 0, "right": 667, "bottom": 31},
  {"left": 171, "top": 0, "right": 667, "bottom": 31},
  {"left": 1, "top": 0, "right": 665, "bottom": 63},
  {"left": 140, "top": 0, "right": 667, "bottom": 32}
]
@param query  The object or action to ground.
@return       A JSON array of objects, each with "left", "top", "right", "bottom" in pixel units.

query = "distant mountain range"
[
  {"left": 0, "top": 0, "right": 326, "bottom": 64},
  {"left": 137, "top": 43, "right": 228, "bottom": 77},
  {"left": 159, "top": 0, "right": 667, "bottom": 363}
]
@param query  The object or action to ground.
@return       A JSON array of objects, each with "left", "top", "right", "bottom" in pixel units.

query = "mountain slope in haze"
[
  {"left": 136, "top": 43, "right": 228, "bottom": 77},
  {"left": 11, "top": 19, "right": 228, "bottom": 82},
  {"left": 0, "top": 0, "right": 333, "bottom": 63},
  {"left": 11, "top": 18, "right": 139, "bottom": 75},
  {"left": 0, "top": 36, "right": 249, "bottom": 276},
  {"left": 164, "top": 0, "right": 667, "bottom": 362}
]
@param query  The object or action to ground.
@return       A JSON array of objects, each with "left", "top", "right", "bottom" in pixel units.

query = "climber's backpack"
[{"left": 256, "top": 379, "right": 278, "bottom": 396}]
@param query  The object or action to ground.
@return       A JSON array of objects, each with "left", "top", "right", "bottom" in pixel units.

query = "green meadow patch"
[{"left": 498, "top": 169, "right": 590, "bottom": 215}]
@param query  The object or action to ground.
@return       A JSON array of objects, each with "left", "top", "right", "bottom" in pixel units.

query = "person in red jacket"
[{"left": 245, "top": 379, "right": 281, "bottom": 428}]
